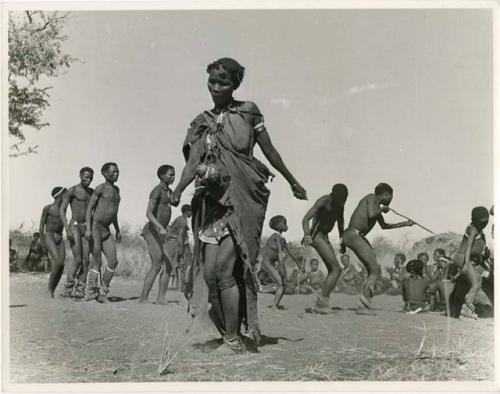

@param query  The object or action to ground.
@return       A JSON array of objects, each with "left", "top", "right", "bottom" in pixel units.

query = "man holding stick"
[{"left": 342, "top": 183, "right": 414, "bottom": 315}]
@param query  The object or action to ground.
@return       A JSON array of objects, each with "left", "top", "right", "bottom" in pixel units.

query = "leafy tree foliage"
[{"left": 9, "top": 11, "right": 76, "bottom": 157}]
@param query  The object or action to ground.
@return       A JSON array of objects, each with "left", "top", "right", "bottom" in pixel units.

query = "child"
[
  {"left": 417, "top": 252, "right": 429, "bottom": 267},
  {"left": 9, "top": 239, "right": 18, "bottom": 273},
  {"left": 432, "top": 248, "right": 452, "bottom": 272},
  {"left": 261, "top": 215, "right": 296, "bottom": 309},
  {"left": 59, "top": 167, "right": 94, "bottom": 298},
  {"left": 302, "top": 184, "right": 348, "bottom": 313},
  {"left": 24, "top": 232, "right": 47, "bottom": 272},
  {"left": 40, "top": 187, "right": 67, "bottom": 297},
  {"left": 402, "top": 259, "right": 430, "bottom": 313},
  {"left": 138, "top": 165, "right": 175, "bottom": 304},
  {"left": 283, "top": 258, "right": 308, "bottom": 295},
  {"left": 85, "top": 163, "right": 121, "bottom": 302},
  {"left": 386, "top": 253, "right": 406, "bottom": 288},
  {"left": 424, "top": 248, "right": 450, "bottom": 310},
  {"left": 342, "top": 183, "right": 414, "bottom": 315},
  {"left": 166, "top": 204, "right": 192, "bottom": 291},
  {"left": 448, "top": 206, "right": 489, "bottom": 319},
  {"left": 338, "top": 254, "right": 362, "bottom": 294},
  {"left": 305, "top": 258, "right": 325, "bottom": 292}
]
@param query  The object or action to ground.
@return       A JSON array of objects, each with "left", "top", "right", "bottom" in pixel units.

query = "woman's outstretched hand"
[
  {"left": 170, "top": 190, "right": 181, "bottom": 207},
  {"left": 291, "top": 183, "right": 307, "bottom": 200}
]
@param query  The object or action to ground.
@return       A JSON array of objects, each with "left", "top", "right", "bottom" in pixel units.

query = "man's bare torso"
[
  {"left": 45, "top": 204, "right": 64, "bottom": 233},
  {"left": 150, "top": 185, "right": 172, "bottom": 228},
  {"left": 312, "top": 195, "right": 340, "bottom": 235},
  {"left": 69, "top": 184, "right": 93, "bottom": 224},
  {"left": 348, "top": 194, "right": 379, "bottom": 235},
  {"left": 94, "top": 184, "right": 120, "bottom": 226}
]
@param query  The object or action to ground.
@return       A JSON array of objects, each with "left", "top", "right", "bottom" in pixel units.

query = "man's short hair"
[
  {"left": 434, "top": 248, "right": 445, "bottom": 256},
  {"left": 101, "top": 162, "right": 118, "bottom": 174},
  {"left": 374, "top": 183, "right": 393, "bottom": 195},
  {"left": 395, "top": 253, "right": 406, "bottom": 262},
  {"left": 269, "top": 215, "right": 286, "bottom": 231},
  {"left": 417, "top": 252, "right": 429, "bottom": 260},
  {"left": 157, "top": 164, "right": 174, "bottom": 179},
  {"left": 80, "top": 167, "right": 94, "bottom": 175}
]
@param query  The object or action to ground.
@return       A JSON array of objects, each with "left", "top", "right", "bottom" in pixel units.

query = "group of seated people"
[
  {"left": 257, "top": 253, "right": 366, "bottom": 297},
  {"left": 257, "top": 241, "right": 494, "bottom": 320},
  {"left": 9, "top": 232, "right": 51, "bottom": 273},
  {"left": 387, "top": 247, "right": 494, "bottom": 318}
]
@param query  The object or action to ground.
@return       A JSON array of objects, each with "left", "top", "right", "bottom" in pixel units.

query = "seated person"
[
  {"left": 304, "top": 259, "right": 325, "bottom": 292},
  {"left": 336, "top": 254, "right": 361, "bottom": 295},
  {"left": 386, "top": 253, "right": 406, "bottom": 289},
  {"left": 402, "top": 259, "right": 431, "bottom": 313},
  {"left": 283, "top": 268, "right": 310, "bottom": 295},
  {"left": 426, "top": 248, "right": 451, "bottom": 310}
]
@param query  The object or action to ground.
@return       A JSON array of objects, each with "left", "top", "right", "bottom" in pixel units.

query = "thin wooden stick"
[{"left": 389, "top": 208, "right": 435, "bottom": 234}]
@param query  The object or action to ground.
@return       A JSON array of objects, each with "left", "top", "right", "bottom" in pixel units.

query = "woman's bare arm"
[
  {"left": 256, "top": 131, "right": 307, "bottom": 200},
  {"left": 171, "top": 139, "right": 204, "bottom": 206}
]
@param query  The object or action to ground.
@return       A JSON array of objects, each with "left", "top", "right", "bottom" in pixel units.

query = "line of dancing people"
[
  {"left": 37, "top": 164, "right": 192, "bottom": 302},
  {"left": 30, "top": 57, "right": 493, "bottom": 354}
]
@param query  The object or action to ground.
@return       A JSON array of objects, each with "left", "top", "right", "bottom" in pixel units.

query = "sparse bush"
[{"left": 10, "top": 224, "right": 463, "bottom": 289}]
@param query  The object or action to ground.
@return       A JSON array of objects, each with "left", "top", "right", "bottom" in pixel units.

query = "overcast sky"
[{"left": 9, "top": 9, "right": 493, "bottom": 245}]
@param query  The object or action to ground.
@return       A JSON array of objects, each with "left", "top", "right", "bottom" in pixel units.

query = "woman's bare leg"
[{"left": 214, "top": 237, "right": 239, "bottom": 341}]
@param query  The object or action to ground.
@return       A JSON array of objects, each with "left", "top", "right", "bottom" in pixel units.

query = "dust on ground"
[{"left": 9, "top": 273, "right": 494, "bottom": 383}]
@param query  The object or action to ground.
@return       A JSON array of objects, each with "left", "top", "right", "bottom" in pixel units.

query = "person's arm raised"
[{"left": 377, "top": 208, "right": 413, "bottom": 230}]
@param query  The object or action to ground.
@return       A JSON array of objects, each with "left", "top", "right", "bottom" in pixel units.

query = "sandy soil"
[{"left": 9, "top": 273, "right": 494, "bottom": 383}]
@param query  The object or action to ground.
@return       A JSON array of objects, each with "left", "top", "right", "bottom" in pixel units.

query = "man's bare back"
[{"left": 310, "top": 195, "right": 341, "bottom": 236}]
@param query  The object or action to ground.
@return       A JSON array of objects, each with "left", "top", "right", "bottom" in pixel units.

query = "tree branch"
[
  {"left": 9, "top": 145, "right": 39, "bottom": 157},
  {"left": 35, "top": 21, "right": 51, "bottom": 32}
]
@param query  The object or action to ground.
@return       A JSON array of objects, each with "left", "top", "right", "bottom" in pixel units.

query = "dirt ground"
[{"left": 9, "top": 273, "right": 494, "bottom": 383}]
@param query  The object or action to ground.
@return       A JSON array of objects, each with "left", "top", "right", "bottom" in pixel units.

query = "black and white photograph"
[{"left": 2, "top": 1, "right": 498, "bottom": 390}]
